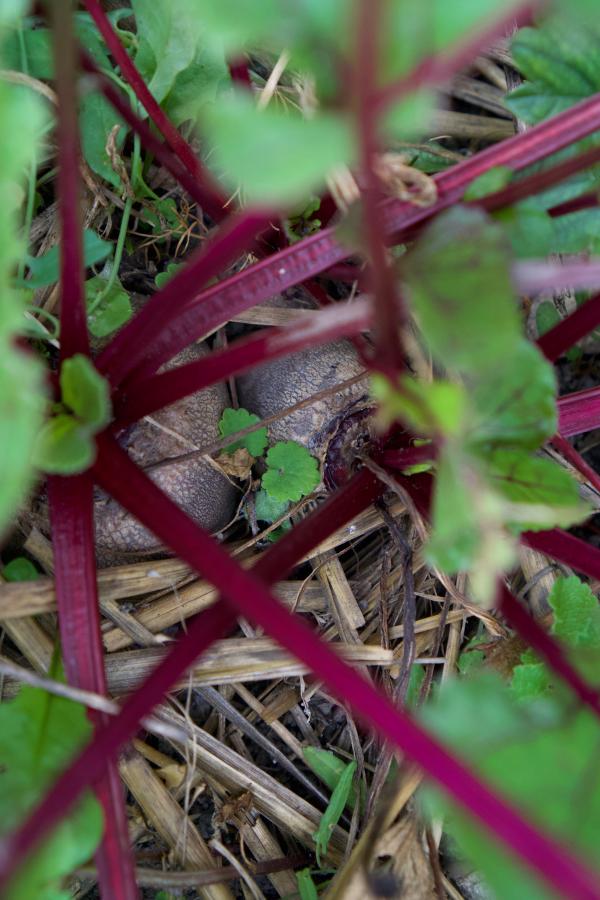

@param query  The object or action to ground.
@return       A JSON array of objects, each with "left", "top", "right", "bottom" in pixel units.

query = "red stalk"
[
  {"left": 551, "top": 433, "right": 600, "bottom": 496},
  {"left": 96, "top": 210, "right": 273, "bottom": 387},
  {"left": 381, "top": 445, "right": 437, "bottom": 470},
  {"left": 537, "top": 292, "right": 600, "bottom": 362},
  {"left": 79, "top": 51, "right": 226, "bottom": 222},
  {"left": 374, "top": 1, "right": 540, "bottom": 111},
  {"left": 47, "top": 475, "right": 138, "bottom": 900},
  {"left": 0, "top": 456, "right": 383, "bottom": 889},
  {"left": 115, "top": 296, "right": 372, "bottom": 423},
  {"left": 549, "top": 191, "right": 600, "bottom": 218},
  {"left": 476, "top": 141, "right": 600, "bottom": 216},
  {"left": 523, "top": 529, "right": 600, "bottom": 582},
  {"left": 228, "top": 58, "right": 252, "bottom": 87},
  {"left": 82, "top": 0, "right": 211, "bottom": 185},
  {"left": 558, "top": 386, "right": 600, "bottom": 437},
  {"left": 500, "top": 584, "right": 600, "bottom": 715},
  {"left": 120, "top": 92, "right": 600, "bottom": 380},
  {"left": 49, "top": 0, "right": 88, "bottom": 360},
  {"left": 354, "top": 0, "right": 404, "bottom": 372}
]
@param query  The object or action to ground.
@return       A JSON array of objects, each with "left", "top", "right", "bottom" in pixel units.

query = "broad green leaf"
[
  {"left": 468, "top": 342, "right": 557, "bottom": 451},
  {"left": 218, "top": 407, "right": 268, "bottom": 457},
  {"left": 32, "top": 414, "right": 95, "bottom": 475},
  {"left": 60, "top": 354, "right": 111, "bottom": 430},
  {"left": 162, "top": 37, "right": 230, "bottom": 127},
  {"left": 0, "top": 68, "right": 47, "bottom": 534},
  {"left": 421, "top": 675, "right": 600, "bottom": 899},
  {"left": 495, "top": 201, "right": 556, "bottom": 258},
  {"left": 254, "top": 489, "right": 289, "bottom": 524},
  {"left": 0, "top": 656, "right": 103, "bottom": 898},
  {"left": 403, "top": 206, "right": 520, "bottom": 375},
  {"left": 2, "top": 556, "right": 38, "bottom": 582},
  {"left": 506, "top": 17, "right": 600, "bottom": 124},
  {"left": 24, "top": 229, "right": 113, "bottom": 288},
  {"left": 1, "top": 25, "right": 53, "bottom": 78},
  {"left": 86, "top": 275, "right": 132, "bottom": 337},
  {"left": 263, "top": 441, "right": 320, "bottom": 502},
  {"left": 80, "top": 92, "right": 126, "bottom": 187},
  {"left": 131, "top": 0, "right": 206, "bottom": 103},
  {"left": 203, "top": 91, "right": 355, "bottom": 205},
  {"left": 485, "top": 450, "right": 588, "bottom": 531}
]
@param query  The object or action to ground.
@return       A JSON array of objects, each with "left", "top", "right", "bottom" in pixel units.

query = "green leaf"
[
  {"left": 254, "top": 489, "right": 289, "bottom": 524},
  {"left": 86, "top": 275, "right": 132, "bottom": 337},
  {"left": 24, "top": 229, "right": 113, "bottom": 288},
  {"left": 203, "top": 91, "right": 355, "bottom": 205},
  {"left": 80, "top": 92, "right": 126, "bottom": 187},
  {"left": 421, "top": 669, "right": 600, "bottom": 899},
  {"left": 0, "top": 71, "right": 47, "bottom": 533},
  {"left": 506, "top": 17, "right": 600, "bottom": 124},
  {"left": 296, "top": 868, "right": 319, "bottom": 900},
  {"left": 0, "top": 655, "right": 103, "bottom": 897},
  {"left": 60, "top": 354, "right": 111, "bottom": 430},
  {"left": 2, "top": 557, "right": 38, "bottom": 582},
  {"left": 403, "top": 206, "right": 520, "bottom": 375},
  {"left": 262, "top": 441, "right": 320, "bottom": 502},
  {"left": 155, "top": 262, "right": 183, "bottom": 289},
  {"left": 303, "top": 747, "right": 363, "bottom": 812},
  {"left": 463, "top": 165, "right": 513, "bottom": 200},
  {"left": 162, "top": 36, "right": 230, "bottom": 127},
  {"left": 495, "top": 201, "right": 556, "bottom": 259},
  {"left": 371, "top": 373, "right": 467, "bottom": 437},
  {"left": 536, "top": 301, "right": 561, "bottom": 339},
  {"left": 485, "top": 450, "right": 588, "bottom": 531},
  {"left": 312, "top": 760, "right": 356, "bottom": 867},
  {"left": 468, "top": 342, "right": 557, "bottom": 452},
  {"left": 549, "top": 576, "right": 600, "bottom": 650},
  {"left": 31, "top": 415, "right": 95, "bottom": 475},
  {"left": 427, "top": 447, "right": 480, "bottom": 573},
  {"left": 131, "top": 0, "right": 207, "bottom": 103},
  {"left": 218, "top": 407, "right": 268, "bottom": 456}
]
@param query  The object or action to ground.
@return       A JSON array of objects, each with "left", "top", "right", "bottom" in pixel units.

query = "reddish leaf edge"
[{"left": 47, "top": 475, "right": 138, "bottom": 900}]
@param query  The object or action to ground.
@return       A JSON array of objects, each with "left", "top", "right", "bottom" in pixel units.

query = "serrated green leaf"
[
  {"left": 254, "top": 488, "right": 289, "bottom": 524},
  {"left": 86, "top": 275, "right": 132, "bottom": 337},
  {"left": 60, "top": 354, "right": 111, "bottom": 430},
  {"left": 549, "top": 576, "right": 600, "bottom": 650},
  {"left": 506, "top": 17, "right": 600, "bottom": 124},
  {"left": 218, "top": 407, "right": 268, "bottom": 456},
  {"left": 203, "top": 91, "right": 355, "bottom": 205},
  {"left": 24, "top": 229, "right": 113, "bottom": 288},
  {"left": 263, "top": 441, "right": 320, "bottom": 502},
  {"left": 403, "top": 206, "right": 520, "bottom": 375},
  {"left": 2, "top": 556, "right": 38, "bottom": 582},
  {"left": 32, "top": 415, "right": 95, "bottom": 475}
]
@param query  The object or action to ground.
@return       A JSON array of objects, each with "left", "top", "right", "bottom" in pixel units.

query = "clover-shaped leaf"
[{"left": 218, "top": 407, "right": 268, "bottom": 457}]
